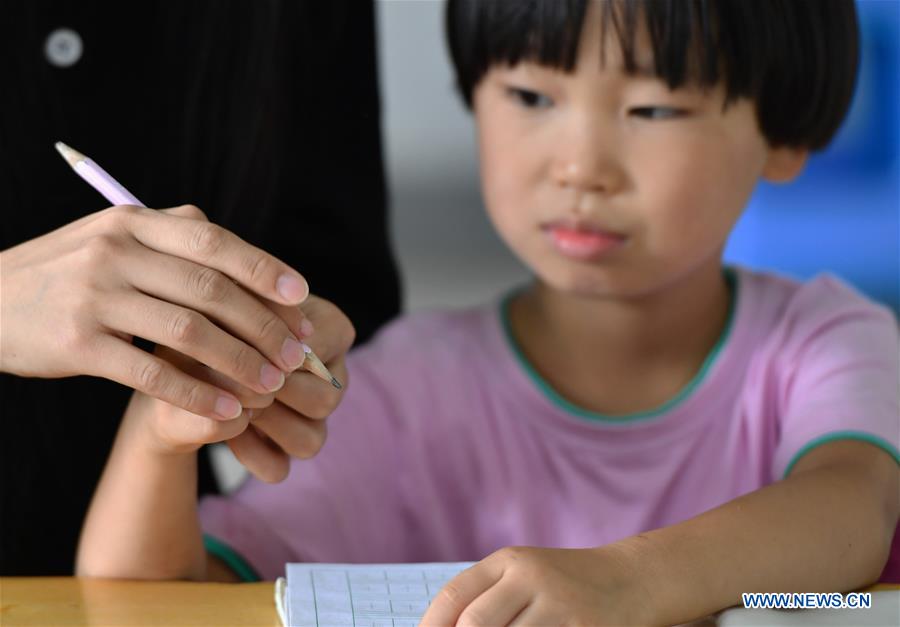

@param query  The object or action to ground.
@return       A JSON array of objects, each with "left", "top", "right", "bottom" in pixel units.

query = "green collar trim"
[
  {"left": 782, "top": 431, "right": 900, "bottom": 478},
  {"left": 203, "top": 533, "right": 262, "bottom": 582},
  {"left": 499, "top": 267, "right": 739, "bottom": 423}
]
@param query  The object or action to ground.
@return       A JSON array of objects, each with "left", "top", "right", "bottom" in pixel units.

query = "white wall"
[{"left": 377, "top": 0, "right": 530, "bottom": 312}]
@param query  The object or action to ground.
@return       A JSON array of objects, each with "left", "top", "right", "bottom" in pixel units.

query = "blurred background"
[
  {"left": 215, "top": 0, "right": 899, "bottom": 491},
  {"left": 379, "top": 0, "right": 899, "bottom": 314}
]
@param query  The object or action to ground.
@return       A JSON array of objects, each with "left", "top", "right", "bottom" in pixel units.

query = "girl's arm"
[
  {"left": 421, "top": 439, "right": 898, "bottom": 626},
  {"left": 77, "top": 298, "right": 353, "bottom": 581},
  {"left": 76, "top": 391, "right": 248, "bottom": 581},
  {"left": 631, "top": 439, "right": 898, "bottom": 623}
]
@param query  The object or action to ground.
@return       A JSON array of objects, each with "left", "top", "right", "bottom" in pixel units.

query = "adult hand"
[
  {"left": 0, "top": 204, "right": 312, "bottom": 421},
  {"left": 420, "top": 544, "right": 654, "bottom": 626},
  {"left": 134, "top": 294, "right": 353, "bottom": 483}
]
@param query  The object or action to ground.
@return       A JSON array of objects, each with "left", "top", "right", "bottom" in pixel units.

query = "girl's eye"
[
  {"left": 629, "top": 106, "right": 687, "bottom": 120},
  {"left": 506, "top": 87, "right": 553, "bottom": 109}
]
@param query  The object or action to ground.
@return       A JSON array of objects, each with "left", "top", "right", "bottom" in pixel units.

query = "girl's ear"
[{"left": 761, "top": 146, "right": 809, "bottom": 183}]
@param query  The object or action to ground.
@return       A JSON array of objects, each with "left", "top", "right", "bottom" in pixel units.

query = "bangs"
[
  {"left": 447, "top": 0, "right": 589, "bottom": 89},
  {"left": 447, "top": 0, "right": 728, "bottom": 104},
  {"left": 446, "top": 0, "right": 859, "bottom": 150}
]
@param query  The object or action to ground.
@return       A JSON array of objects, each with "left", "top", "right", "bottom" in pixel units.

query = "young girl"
[{"left": 79, "top": 0, "right": 898, "bottom": 624}]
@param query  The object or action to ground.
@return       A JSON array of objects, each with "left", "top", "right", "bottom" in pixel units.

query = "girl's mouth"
[{"left": 542, "top": 222, "right": 627, "bottom": 260}]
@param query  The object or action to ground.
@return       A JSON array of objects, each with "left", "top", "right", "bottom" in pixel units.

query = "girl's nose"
[{"left": 550, "top": 123, "right": 624, "bottom": 194}]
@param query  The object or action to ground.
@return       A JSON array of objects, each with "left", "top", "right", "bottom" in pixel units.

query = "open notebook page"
[
  {"left": 276, "top": 562, "right": 475, "bottom": 627},
  {"left": 275, "top": 563, "right": 900, "bottom": 626}
]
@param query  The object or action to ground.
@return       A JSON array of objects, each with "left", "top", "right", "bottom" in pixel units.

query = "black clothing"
[{"left": 0, "top": 1, "right": 400, "bottom": 574}]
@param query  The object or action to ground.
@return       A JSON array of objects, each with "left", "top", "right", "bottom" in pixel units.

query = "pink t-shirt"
[{"left": 200, "top": 267, "right": 900, "bottom": 581}]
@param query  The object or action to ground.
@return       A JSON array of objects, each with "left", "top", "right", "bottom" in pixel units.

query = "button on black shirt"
[{"left": 0, "top": 0, "right": 400, "bottom": 575}]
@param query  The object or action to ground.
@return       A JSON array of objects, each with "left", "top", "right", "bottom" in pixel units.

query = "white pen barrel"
[{"left": 75, "top": 158, "right": 145, "bottom": 207}]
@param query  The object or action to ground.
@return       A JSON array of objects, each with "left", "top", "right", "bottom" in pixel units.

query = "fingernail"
[
  {"left": 214, "top": 396, "right": 242, "bottom": 420},
  {"left": 260, "top": 362, "right": 285, "bottom": 392},
  {"left": 281, "top": 337, "right": 306, "bottom": 370},
  {"left": 299, "top": 317, "right": 315, "bottom": 338},
  {"left": 276, "top": 274, "right": 308, "bottom": 303}
]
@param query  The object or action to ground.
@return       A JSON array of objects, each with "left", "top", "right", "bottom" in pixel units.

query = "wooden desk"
[
  {"left": 2, "top": 577, "right": 897, "bottom": 626},
  {"left": 0, "top": 577, "right": 279, "bottom": 626}
]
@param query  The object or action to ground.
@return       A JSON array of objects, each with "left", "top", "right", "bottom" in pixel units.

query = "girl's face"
[{"left": 472, "top": 6, "right": 805, "bottom": 300}]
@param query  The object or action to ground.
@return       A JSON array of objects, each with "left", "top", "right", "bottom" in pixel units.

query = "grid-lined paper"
[{"left": 281, "top": 562, "right": 474, "bottom": 627}]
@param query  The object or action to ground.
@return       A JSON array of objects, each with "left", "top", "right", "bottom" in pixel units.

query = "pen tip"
[
  {"left": 54, "top": 141, "right": 85, "bottom": 167},
  {"left": 331, "top": 377, "right": 343, "bottom": 390}
]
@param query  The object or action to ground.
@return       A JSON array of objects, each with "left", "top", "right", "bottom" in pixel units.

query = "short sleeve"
[
  {"left": 199, "top": 346, "right": 418, "bottom": 580},
  {"left": 773, "top": 277, "right": 900, "bottom": 479}
]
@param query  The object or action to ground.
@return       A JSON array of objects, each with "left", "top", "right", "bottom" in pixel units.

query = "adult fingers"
[
  {"left": 121, "top": 244, "right": 310, "bottom": 371},
  {"left": 158, "top": 205, "right": 306, "bottom": 346},
  {"left": 160, "top": 204, "right": 209, "bottom": 221},
  {"left": 110, "top": 205, "right": 310, "bottom": 305},
  {"left": 87, "top": 336, "right": 243, "bottom": 421},
  {"left": 154, "top": 346, "right": 274, "bottom": 410},
  {"left": 251, "top": 401, "right": 328, "bottom": 460},
  {"left": 226, "top": 426, "right": 290, "bottom": 483},
  {"left": 98, "top": 293, "right": 286, "bottom": 395}
]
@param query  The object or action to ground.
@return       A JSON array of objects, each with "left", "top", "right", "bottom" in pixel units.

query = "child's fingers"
[
  {"left": 226, "top": 426, "right": 290, "bottom": 484},
  {"left": 122, "top": 204, "right": 310, "bottom": 305},
  {"left": 151, "top": 405, "right": 252, "bottom": 453},
  {"left": 276, "top": 359, "right": 347, "bottom": 421},
  {"left": 506, "top": 602, "right": 545, "bottom": 627},
  {"left": 250, "top": 401, "right": 328, "bottom": 460},
  {"left": 454, "top": 577, "right": 531, "bottom": 627},
  {"left": 297, "top": 295, "right": 355, "bottom": 364},
  {"left": 89, "top": 336, "right": 243, "bottom": 421},
  {"left": 264, "top": 300, "right": 310, "bottom": 341},
  {"left": 421, "top": 563, "right": 502, "bottom": 627}
]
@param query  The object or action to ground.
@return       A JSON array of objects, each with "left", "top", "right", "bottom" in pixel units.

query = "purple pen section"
[
  {"left": 54, "top": 141, "right": 145, "bottom": 208},
  {"left": 53, "top": 141, "right": 344, "bottom": 390}
]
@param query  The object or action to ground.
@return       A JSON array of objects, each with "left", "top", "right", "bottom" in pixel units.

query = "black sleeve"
[{"left": 0, "top": 0, "right": 399, "bottom": 575}]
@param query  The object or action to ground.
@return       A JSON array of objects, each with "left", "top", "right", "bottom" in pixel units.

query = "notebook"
[
  {"left": 275, "top": 562, "right": 474, "bottom": 627},
  {"left": 275, "top": 563, "right": 900, "bottom": 627}
]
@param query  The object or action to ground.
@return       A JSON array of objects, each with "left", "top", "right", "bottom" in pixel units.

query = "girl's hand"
[
  {"left": 226, "top": 295, "right": 354, "bottom": 483},
  {"left": 0, "top": 204, "right": 311, "bottom": 421},
  {"left": 125, "top": 295, "right": 353, "bottom": 483},
  {"left": 420, "top": 545, "right": 654, "bottom": 626}
]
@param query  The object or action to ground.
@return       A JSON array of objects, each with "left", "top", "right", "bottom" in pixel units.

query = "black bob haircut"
[{"left": 446, "top": 0, "right": 859, "bottom": 151}]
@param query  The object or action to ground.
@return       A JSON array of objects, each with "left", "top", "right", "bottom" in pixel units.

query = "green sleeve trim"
[
  {"left": 782, "top": 431, "right": 900, "bottom": 478},
  {"left": 203, "top": 534, "right": 261, "bottom": 582}
]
